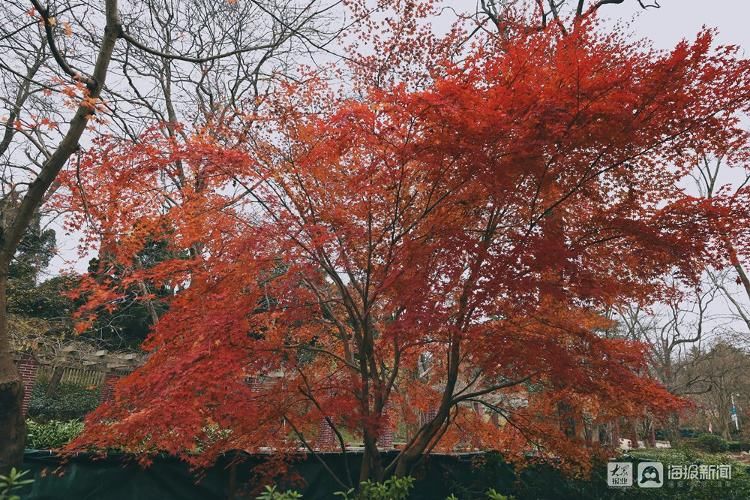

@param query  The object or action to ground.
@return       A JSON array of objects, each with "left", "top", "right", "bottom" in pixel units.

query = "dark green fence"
[{"left": 18, "top": 450, "right": 750, "bottom": 499}]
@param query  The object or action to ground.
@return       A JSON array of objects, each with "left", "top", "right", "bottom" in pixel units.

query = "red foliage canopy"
[{"left": 61, "top": 20, "right": 750, "bottom": 481}]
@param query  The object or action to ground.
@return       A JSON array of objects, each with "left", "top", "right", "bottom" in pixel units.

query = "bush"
[
  {"left": 692, "top": 433, "right": 729, "bottom": 453},
  {"left": 727, "top": 441, "right": 750, "bottom": 453},
  {"left": 622, "top": 448, "right": 750, "bottom": 499},
  {"left": 0, "top": 468, "right": 33, "bottom": 500},
  {"left": 485, "top": 489, "right": 513, "bottom": 500},
  {"left": 258, "top": 477, "right": 416, "bottom": 500},
  {"left": 344, "top": 476, "right": 415, "bottom": 500},
  {"left": 680, "top": 428, "right": 701, "bottom": 438},
  {"left": 26, "top": 419, "right": 85, "bottom": 449},
  {"left": 28, "top": 381, "right": 100, "bottom": 421},
  {"left": 256, "top": 485, "right": 302, "bottom": 500}
]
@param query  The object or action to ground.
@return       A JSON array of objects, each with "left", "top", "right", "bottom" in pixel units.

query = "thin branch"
[
  {"left": 118, "top": 29, "right": 287, "bottom": 65},
  {"left": 285, "top": 417, "right": 349, "bottom": 490},
  {"left": 29, "top": 0, "right": 97, "bottom": 89},
  {"left": 451, "top": 372, "right": 539, "bottom": 405}
]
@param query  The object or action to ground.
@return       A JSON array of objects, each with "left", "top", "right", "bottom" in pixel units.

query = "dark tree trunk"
[
  {"left": 0, "top": 0, "right": 120, "bottom": 471},
  {"left": 0, "top": 378, "right": 24, "bottom": 474},
  {"left": 647, "top": 420, "right": 656, "bottom": 448},
  {"left": 0, "top": 270, "right": 25, "bottom": 473},
  {"left": 359, "top": 432, "right": 384, "bottom": 483},
  {"left": 612, "top": 419, "right": 621, "bottom": 447},
  {"left": 46, "top": 365, "right": 64, "bottom": 397},
  {"left": 628, "top": 418, "right": 640, "bottom": 449},
  {"left": 667, "top": 412, "right": 680, "bottom": 445}
]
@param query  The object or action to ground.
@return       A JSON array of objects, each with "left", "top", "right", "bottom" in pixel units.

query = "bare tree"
[
  {"left": 688, "top": 342, "right": 750, "bottom": 439},
  {"left": 0, "top": 0, "right": 121, "bottom": 471},
  {"left": 691, "top": 154, "right": 750, "bottom": 315},
  {"left": 618, "top": 281, "right": 719, "bottom": 396},
  {"left": 709, "top": 269, "right": 750, "bottom": 335},
  {"left": 476, "top": 0, "right": 660, "bottom": 34},
  {"left": 615, "top": 278, "right": 721, "bottom": 442},
  {"left": 615, "top": 265, "right": 750, "bottom": 444}
]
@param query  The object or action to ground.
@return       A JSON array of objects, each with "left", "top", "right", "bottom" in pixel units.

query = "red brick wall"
[
  {"left": 99, "top": 373, "right": 122, "bottom": 404},
  {"left": 317, "top": 417, "right": 337, "bottom": 450},
  {"left": 419, "top": 407, "right": 438, "bottom": 427},
  {"left": 17, "top": 353, "right": 39, "bottom": 416},
  {"left": 377, "top": 403, "right": 394, "bottom": 449}
]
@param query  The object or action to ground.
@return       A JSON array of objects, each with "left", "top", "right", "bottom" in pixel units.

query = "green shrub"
[
  {"left": 26, "top": 419, "right": 85, "bottom": 449},
  {"left": 334, "top": 476, "right": 415, "bottom": 500},
  {"left": 449, "top": 490, "right": 512, "bottom": 500},
  {"left": 727, "top": 441, "right": 750, "bottom": 453},
  {"left": 457, "top": 449, "right": 750, "bottom": 499},
  {"left": 692, "top": 433, "right": 729, "bottom": 453},
  {"left": 28, "top": 381, "right": 100, "bottom": 421},
  {"left": 622, "top": 448, "right": 750, "bottom": 499},
  {"left": 485, "top": 489, "right": 513, "bottom": 500},
  {"left": 0, "top": 468, "right": 34, "bottom": 500},
  {"left": 256, "top": 485, "right": 303, "bottom": 500}
]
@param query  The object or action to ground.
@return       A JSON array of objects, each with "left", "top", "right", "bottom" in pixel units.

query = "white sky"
[{"left": 615, "top": 0, "right": 749, "bottom": 51}]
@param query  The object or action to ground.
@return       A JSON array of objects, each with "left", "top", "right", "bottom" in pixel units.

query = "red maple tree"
[{"left": 60, "top": 17, "right": 750, "bottom": 485}]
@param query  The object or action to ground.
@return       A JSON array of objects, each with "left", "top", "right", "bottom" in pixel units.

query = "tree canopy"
[{"left": 61, "top": 15, "right": 750, "bottom": 484}]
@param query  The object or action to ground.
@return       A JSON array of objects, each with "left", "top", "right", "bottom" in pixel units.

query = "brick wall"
[
  {"left": 99, "top": 372, "right": 122, "bottom": 404},
  {"left": 317, "top": 417, "right": 337, "bottom": 450},
  {"left": 377, "top": 403, "right": 394, "bottom": 449},
  {"left": 17, "top": 353, "right": 39, "bottom": 416},
  {"left": 419, "top": 407, "right": 438, "bottom": 427}
]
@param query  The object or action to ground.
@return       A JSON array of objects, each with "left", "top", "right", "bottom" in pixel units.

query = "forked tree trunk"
[{"left": 392, "top": 407, "right": 449, "bottom": 477}]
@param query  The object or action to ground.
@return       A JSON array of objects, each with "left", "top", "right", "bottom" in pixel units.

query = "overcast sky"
[{"left": 611, "top": 0, "right": 749, "bottom": 50}]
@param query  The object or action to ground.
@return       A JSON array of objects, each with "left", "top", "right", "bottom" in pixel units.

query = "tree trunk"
[
  {"left": 612, "top": 419, "right": 621, "bottom": 447},
  {"left": 392, "top": 407, "right": 448, "bottom": 477},
  {"left": 648, "top": 421, "right": 656, "bottom": 448},
  {"left": 667, "top": 412, "right": 680, "bottom": 445},
  {"left": 46, "top": 365, "right": 64, "bottom": 398},
  {"left": 591, "top": 424, "right": 600, "bottom": 447},
  {"left": 628, "top": 418, "right": 640, "bottom": 449},
  {"left": 359, "top": 432, "right": 384, "bottom": 483},
  {"left": 0, "top": 270, "right": 25, "bottom": 473},
  {"left": 0, "top": 0, "right": 120, "bottom": 471}
]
